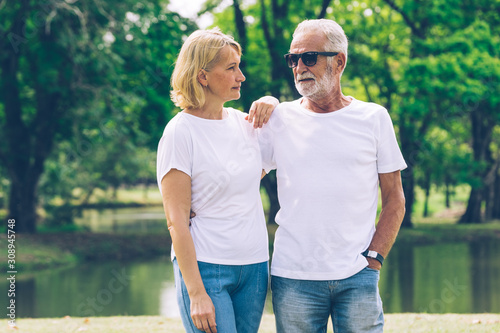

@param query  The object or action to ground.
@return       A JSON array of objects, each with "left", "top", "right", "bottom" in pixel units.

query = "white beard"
[{"left": 295, "top": 65, "right": 335, "bottom": 100}]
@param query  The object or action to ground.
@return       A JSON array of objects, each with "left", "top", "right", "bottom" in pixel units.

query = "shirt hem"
[
  {"left": 172, "top": 254, "right": 269, "bottom": 266},
  {"left": 270, "top": 261, "right": 367, "bottom": 280},
  {"left": 378, "top": 161, "right": 407, "bottom": 174}
]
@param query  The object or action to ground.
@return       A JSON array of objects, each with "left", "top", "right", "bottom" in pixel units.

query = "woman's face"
[{"left": 204, "top": 45, "right": 246, "bottom": 104}]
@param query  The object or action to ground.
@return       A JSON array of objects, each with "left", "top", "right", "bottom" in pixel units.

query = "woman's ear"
[{"left": 197, "top": 69, "right": 208, "bottom": 87}]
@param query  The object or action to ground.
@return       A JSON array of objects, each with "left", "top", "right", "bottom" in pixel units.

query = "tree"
[
  {"left": 0, "top": 1, "right": 195, "bottom": 232},
  {"left": 347, "top": 0, "right": 500, "bottom": 225},
  {"left": 207, "top": 0, "right": 500, "bottom": 227}
]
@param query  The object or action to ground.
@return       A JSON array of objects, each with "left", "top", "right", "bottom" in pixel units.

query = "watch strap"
[{"left": 362, "top": 249, "right": 385, "bottom": 266}]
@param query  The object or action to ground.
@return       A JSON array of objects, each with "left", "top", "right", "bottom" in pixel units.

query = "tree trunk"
[
  {"left": 317, "top": 0, "right": 332, "bottom": 19},
  {"left": 459, "top": 187, "right": 483, "bottom": 224},
  {"left": 8, "top": 177, "right": 38, "bottom": 233},
  {"left": 492, "top": 168, "right": 500, "bottom": 219},
  {"left": 445, "top": 179, "right": 451, "bottom": 208},
  {"left": 399, "top": 114, "right": 414, "bottom": 228},
  {"left": 259, "top": 0, "right": 296, "bottom": 98},
  {"left": 460, "top": 107, "right": 494, "bottom": 223},
  {"left": 423, "top": 174, "right": 431, "bottom": 218},
  {"left": 1, "top": 4, "right": 63, "bottom": 233},
  {"left": 401, "top": 168, "right": 414, "bottom": 228}
]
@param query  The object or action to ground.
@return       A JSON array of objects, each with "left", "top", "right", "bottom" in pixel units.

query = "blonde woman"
[{"left": 157, "top": 28, "right": 277, "bottom": 333}]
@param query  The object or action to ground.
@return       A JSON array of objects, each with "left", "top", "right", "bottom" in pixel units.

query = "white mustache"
[{"left": 296, "top": 73, "right": 316, "bottom": 82}]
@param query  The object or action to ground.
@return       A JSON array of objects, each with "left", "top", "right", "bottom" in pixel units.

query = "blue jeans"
[
  {"left": 271, "top": 267, "right": 384, "bottom": 333},
  {"left": 173, "top": 259, "right": 269, "bottom": 333}
]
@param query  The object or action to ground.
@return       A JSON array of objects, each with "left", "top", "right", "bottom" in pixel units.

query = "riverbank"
[
  {"left": 2, "top": 313, "right": 499, "bottom": 332},
  {"left": 1, "top": 221, "right": 499, "bottom": 274},
  {"left": 0, "top": 232, "right": 171, "bottom": 273}
]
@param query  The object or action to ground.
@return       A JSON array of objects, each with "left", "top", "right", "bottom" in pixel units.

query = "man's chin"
[{"left": 296, "top": 85, "right": 317, "bottom": 97}]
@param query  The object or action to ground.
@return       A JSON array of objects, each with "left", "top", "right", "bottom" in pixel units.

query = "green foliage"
[
  {"left": 1, "top": 0, "right": 499, "bottom": 228},
  {"left": 0, "top": 1, "right": 199, "bottom": 229},
  {"left": 208, "top": 0, "right": 500, "bottom": 225}
]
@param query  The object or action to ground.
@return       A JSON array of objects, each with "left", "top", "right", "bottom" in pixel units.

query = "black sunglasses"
[{"left": 284, "top": 51, "right": 339, "bottom": 68}]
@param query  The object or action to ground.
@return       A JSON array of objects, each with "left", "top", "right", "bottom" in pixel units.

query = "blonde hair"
[{"left": 170, "top": 27, "right": 242, "bottom": 109}]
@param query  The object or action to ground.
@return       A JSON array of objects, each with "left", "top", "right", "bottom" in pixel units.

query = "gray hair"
[{"left": 293, "top": 19, "right": 348, "bottom": 63}]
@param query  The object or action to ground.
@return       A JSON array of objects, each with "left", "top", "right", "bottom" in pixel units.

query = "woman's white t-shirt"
[{"left": 157, "top": 107, "right": 269, "bottom": 265}]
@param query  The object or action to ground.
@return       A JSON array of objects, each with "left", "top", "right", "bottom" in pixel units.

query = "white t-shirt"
[
  {"left": 259, "top": 97, "right": 407, "bottom": 280},
  {"left": 157, "top": 107, "right": 269, "bottom": 265}
]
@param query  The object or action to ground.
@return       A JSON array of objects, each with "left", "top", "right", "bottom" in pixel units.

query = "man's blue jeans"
[
  {"left": 173, "top": 259, "right": 268, "bottom": 333},
  {"left": 271, "top": 267, "right": 384, "bottom": 333}
]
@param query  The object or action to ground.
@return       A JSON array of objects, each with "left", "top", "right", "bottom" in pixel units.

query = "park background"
[{"left": 0, "top": 0, "right": 499, "bottom": 332}]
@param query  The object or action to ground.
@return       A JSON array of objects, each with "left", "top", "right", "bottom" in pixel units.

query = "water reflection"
[
  {"left": 74, "top": 206, "right": 167, "bottom": 233},
  {"left": 381, "top": 240, "right": 500, "bottom": 313},
  {"left": 6, "top": 258, "right": 180, "bottom": 318},
  {"left": 4, "top": 204, "right": 500, "bottom": 318}
]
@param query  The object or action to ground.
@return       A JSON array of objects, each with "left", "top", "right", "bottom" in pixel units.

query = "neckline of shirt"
[
  {"left": 295, "top": 96, "right": 357, "bottom": 117},
  {"left": 180, "top": 107, "right": 231, "bottom": 122}
]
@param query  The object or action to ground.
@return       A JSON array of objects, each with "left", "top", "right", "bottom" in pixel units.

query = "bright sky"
[{"left": 167, "top": 0, "right": 223, "bottom": 28}]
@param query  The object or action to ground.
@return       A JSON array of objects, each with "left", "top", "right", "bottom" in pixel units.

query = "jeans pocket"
[
  {"left": 198, "top": 261, "right": 221, "bottom": 293},
  {"left": 365, "top": 266, "right": 381, "bottom": 273}
]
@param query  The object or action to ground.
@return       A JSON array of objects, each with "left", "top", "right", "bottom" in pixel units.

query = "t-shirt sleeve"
[
  {"left": 156, "top": 119, "right": 192, "bottom": 194},
  {"left": 258, "top": 113, "right": 277, "bottom": 173},
  {"left": 376, "top": 109, "right": 407, "bottom": 173}
]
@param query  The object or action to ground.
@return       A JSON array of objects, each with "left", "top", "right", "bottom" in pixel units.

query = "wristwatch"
[{"left": 362, "top": 249, "right": 384, "bottom": 266}]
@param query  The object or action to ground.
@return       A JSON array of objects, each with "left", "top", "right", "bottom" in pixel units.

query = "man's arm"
[
  {"left": 246, "top": 96, "right": 279, "bottom": 128},
  {"left": 366, "top": 170, "right": 406, "bottom": 270}
]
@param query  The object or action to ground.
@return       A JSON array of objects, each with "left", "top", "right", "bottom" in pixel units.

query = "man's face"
[{"left": 290, "top": 32, "right": 336, "bottom": 99}]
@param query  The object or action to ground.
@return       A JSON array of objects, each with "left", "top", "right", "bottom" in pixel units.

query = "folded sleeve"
[
  {"left": 258, "top": 124, "right": 276, "bottom": 174},
  {"left": 156, "top": 119, "right": 193, "bottom": 194}
]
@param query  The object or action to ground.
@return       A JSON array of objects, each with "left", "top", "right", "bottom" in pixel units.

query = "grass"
[
  {"left": 0, "top": 232, "right": 172, "bottom": 275},
  {"left": 5, "top": 237, "right": 79, "bottom": 272},
  {"left": 69, "top": 185, "right": 163, "bottom": 207},
  {"left": 1, "top": 314, "right": 499, "bottom": 332},
  {"left": 396, "top": 221, "right": 500, "bottom": 245},
  {"left": 412, "top": 184, "right": 470, "bottom": 221}
]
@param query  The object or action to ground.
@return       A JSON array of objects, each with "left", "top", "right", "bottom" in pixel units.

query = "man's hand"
[
  {"left": 246, "top": 96, "right": 279, "bottom": 128},
  {"left": 190, "top": 292, "right": 217, "bottom": 332},
  {"left": 366, "top": 257, "right": 382, "bottom": 271}
]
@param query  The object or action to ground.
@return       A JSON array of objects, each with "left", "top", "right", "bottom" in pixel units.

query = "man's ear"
[
  {"left": 197, "top": 69, "right": 208, "bottom": 87},
  {"left": 336, "top": 53, "right": 347, "bottom": 74}
]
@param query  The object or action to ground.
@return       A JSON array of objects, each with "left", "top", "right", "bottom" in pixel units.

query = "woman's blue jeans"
[
  {"left": 271, "top": 267, "right": 384, "bottom": 333},
  {"left": 173, "top": 259, "right": 269, "bottom": 333}
]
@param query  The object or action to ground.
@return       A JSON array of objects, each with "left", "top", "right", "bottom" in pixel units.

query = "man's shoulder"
[
  {"left": 351, "top": 97, "right": 387, "bottom": 112},
  {"left": 276, "top": 99, "right": 301, "bottom": 111},
  {"left": 349, "top": 98, "right": 391, "bottom": 121}
]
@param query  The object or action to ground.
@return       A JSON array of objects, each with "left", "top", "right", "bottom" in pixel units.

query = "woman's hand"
[
  {"left": 246, "top": 96, "right": 279, "bottom": 128},
  {"left": 190, "top": 292, "right": 217, "bottom": 332}
]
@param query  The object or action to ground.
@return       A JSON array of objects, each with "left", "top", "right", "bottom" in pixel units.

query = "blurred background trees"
[{"left": 0, "top": 0, "right": 499, "bottom": 232}]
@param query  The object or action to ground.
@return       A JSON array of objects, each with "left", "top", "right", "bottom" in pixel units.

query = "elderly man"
[{"left": 260, "top": 19, "right": 407, "bottom": 332}]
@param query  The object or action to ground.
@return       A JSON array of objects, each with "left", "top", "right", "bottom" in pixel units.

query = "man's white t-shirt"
[
  {"left": 259, "top": 97, "right": 407, "bottom": 280},
  {"left": 157, "top": 107, "right": 269, "bottom": 265}
]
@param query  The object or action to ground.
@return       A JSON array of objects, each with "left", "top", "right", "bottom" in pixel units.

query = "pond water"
[{"left": 4, "top": 207, "right": 500, "bottom": 318}]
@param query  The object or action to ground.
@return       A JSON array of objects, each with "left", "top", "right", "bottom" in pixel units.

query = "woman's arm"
[
  {"left": 161, "top": 169, "right": 217, "bottom": 333},
  {"left": 246, "top": 96, "right": 279, "bottom": 128}
]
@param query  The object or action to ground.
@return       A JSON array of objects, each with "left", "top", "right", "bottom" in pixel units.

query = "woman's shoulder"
[
  {"left": 225, "top": 107, "right": 247, "bottom": 119},
  {"left": 161, "top": 112, "right": 191, "bottom": 138}
]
